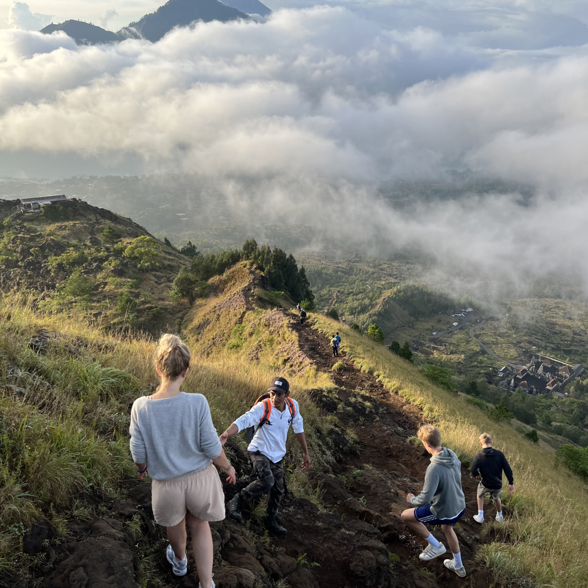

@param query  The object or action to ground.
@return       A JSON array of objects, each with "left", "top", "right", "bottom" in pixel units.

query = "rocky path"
[{"left": 284, "top": 316, "right": 503, "bottom": 588}]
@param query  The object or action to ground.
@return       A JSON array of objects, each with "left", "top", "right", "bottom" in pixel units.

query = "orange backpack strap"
[
  {"left": 285, "top": 397, "right": 296, "bottom": 419},
  {"left": 260, "top": 398, "right": 272, "bottom": 425}
]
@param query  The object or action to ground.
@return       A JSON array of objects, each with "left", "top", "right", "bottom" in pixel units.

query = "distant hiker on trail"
[
  {"left": 299, "top": 308, "right": 307, "bottom": 324},
  {"left": 401, "top": 425, "right": 467, "bottom": 578},
  {"left": 220, "top": 377, "right": 310, "bottom": 536},
  {"left": 471, "top": 432, "right": 515, "bottom": 524},
  {"left": 331, "top": 334, "right": 340, "bottom": 357},
  {"left": 335, "top": 332, "right": 341, "bottom": 345},
  {"left": 130, "top": 334, "right": 236, "bottom": 586},
  {"left": 296, "top": 303, "right": 301, "bottom": 311}
]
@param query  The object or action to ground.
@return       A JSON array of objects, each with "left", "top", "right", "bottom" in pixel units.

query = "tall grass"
[{"left": 313, "top": 314, "right": 588, "bottom": 588}]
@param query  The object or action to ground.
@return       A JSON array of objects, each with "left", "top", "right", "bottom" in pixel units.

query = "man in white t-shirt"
[{"left": 219, "top": 377, "right": 310, "bottom": 535}]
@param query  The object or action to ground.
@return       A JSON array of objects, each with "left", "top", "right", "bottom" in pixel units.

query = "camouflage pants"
[{"left": 240, "top": 452, "right": 285, "bottom": 516}]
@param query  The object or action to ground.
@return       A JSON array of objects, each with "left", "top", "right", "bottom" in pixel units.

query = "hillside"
[
  {"left": 41, "top": 0, "right": 250, "bottom": 45},
  {"left": 40, "top": 21, "right": 120, "bottom": 45},
  {"left": 2, "top": 244, "right": 588, "bottom": 587},
  {"left": 0, "top": 199, "right": 189, "bottom": 334},
  {"left": 120, "top": 0, "right": 249, "bottom": 42}
]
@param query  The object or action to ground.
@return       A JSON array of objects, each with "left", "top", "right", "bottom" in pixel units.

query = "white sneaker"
[
  {"left": 166, "top": 544, "right": 187, "bottom": 576},
  {"left": 444, "top": 559, "right": 467, "bottom": 577},
  {"left": 495, "top": 514, "right": 504, "bottom": 523},
  {"left": 473, "top": 514, "right": 484, "bottom": 524},
  {"left": 419, "top": 543, "right": 446, "bottom": 561}
]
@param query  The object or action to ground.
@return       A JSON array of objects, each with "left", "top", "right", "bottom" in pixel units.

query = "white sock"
[
  {"left": 477, "top": 510, "right": 484, "bottom": 518},
  {"left": 425, "top": 533, "right": 441, "bottom": 548},
  {"left": 453, "top": 552, "right": 463, "bottom": 568}
]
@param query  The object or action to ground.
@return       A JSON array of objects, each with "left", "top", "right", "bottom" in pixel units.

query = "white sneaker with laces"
[
  {"left": 444, "top": 558, "right": 467, "bottom": 577},
  {"left": 495, "top": 513, "right": 504, "bottom": 523},
  {"left": 419, "top": 543, "right": 446, "bottom": 561},
  {"left": 166, "top": 544, "right": 188, "bottom": 576},
  {"left": 473, "top": 514, "right": 484, "bottom": 524}
]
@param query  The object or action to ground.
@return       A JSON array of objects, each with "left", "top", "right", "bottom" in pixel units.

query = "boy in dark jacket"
[
  {"left": 401, "top": 425, "right": 467, "bottom": 578},
  {"left": 471, "top": 432, "right": 515, "bottom": 524}
]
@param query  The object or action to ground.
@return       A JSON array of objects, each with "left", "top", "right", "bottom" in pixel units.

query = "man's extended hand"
[
  {"left": 406, "top": 493, "right": 415, "bottom": 502},
  {"left": 219, "top": 432, "right": 229, "bottom": 447},
  {"left": 508, "top": 484, "right": 515, "bottom": 494},
  {"left": 301, "top": 452, "right": 311, "bottom": 471}
]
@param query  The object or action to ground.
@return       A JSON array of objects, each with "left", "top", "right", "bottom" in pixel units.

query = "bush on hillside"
[
  {"left": 464, "top": 381, "right": 480, "bottom": 397},
  {"left": 300, "top": 298, "right": 315, "bottom": 311},
  {"left": 365, "top": 324, "right": 384, "bottom": 344},
  {"left": 525, "top": 429, "right": 539, "bottom": 443},
  {"left": 171, "top": 267, "right": 197, "bottom": 302},
  {"left": 63, "top": 269, "right": 93, "bottom": 298},
  {"left": 180, "top": 240, "right": 199, "bottom": 258},
  {"left": 490, "top": 402, "right": 514, "bottom": 423},
  {"left": 389, "top": 340, "right": 413, "bottom": 362},
  {"left": 123, "top": 236, "right": 161, "bottom": 270},
  {"left": 556, "top": 444, "right": 588, "bottom": 480},
  {"left": 326, "top": 308, "right": 339, "bottom": 321},
  {"left": 351, "top": 323, "right": 361, "bottom": 332},
  {"left": 101, "top": 225, "right": 121, "bottom": 244},
  {"left": 117, "top": 292, "right": 138, "bottom": 314},
  {"left": 423, "top": 364, "right": 454, "bottom": 391}
]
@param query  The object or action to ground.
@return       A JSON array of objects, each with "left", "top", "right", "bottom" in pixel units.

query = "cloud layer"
[{"left": 1, "top": 4, "right": 588, "bottom": 293}]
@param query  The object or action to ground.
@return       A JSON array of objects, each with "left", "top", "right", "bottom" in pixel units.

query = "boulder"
[
  {"left": 285, "top": 568, "right": 320, "bottom": 588},
  {"left": 23, "top": 519, "right": 54, "bottom": 555},
  {"left": 275, "top": 554, "right": 297, "bottom": 576},
  {"left": 212, "top": 567, "right": 256, "bottom": 588},
  {"left": 49, "top": 537, "right": 137, "bottom": 588}
]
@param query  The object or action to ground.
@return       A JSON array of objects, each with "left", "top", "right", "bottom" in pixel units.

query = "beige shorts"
[
  {"left": 151, "top": 463, "right": 225, "bottom": 527},
  {"left": 477, "top": 482, "right": 501, "bottom": 500}
]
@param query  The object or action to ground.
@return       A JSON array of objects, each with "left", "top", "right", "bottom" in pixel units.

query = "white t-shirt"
[{"left": 233, "top": 398, "right": 304, "bottom": 463}]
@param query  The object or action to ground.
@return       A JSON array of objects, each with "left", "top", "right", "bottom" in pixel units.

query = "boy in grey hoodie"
[{"left": 401, "top": 425, "right": 467, "bottom": 578}]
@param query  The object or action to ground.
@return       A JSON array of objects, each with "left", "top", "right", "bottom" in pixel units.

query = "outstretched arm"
[
  {"left": 219, "top": 423, "right": 239, "bottom": 446},
  {"left": 295, "top": 432, "right": 311, "bottom": 471}
]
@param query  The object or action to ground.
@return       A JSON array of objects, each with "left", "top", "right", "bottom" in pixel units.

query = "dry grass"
[{"left": 313, "top": 314, "right": 588, "bottom": 588}]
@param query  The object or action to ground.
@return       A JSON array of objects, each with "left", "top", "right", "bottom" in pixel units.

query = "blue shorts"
[{"left": 414, "top": 506, "right": 465, "bottom": 526}]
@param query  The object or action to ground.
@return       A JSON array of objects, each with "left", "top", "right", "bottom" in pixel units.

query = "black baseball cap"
[{"left": 268, "top": 376, "right": 290, "bottom": 394}]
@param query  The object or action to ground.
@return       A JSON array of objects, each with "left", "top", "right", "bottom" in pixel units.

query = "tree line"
[{"left": 172, "top": 239, "right": 314, "bottom": 305}]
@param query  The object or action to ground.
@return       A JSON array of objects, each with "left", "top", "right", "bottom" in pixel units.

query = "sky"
[{"left": 1, "top": 0, "right": 588, "bottom": 293}]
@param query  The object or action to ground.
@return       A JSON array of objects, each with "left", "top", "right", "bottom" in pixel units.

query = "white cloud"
[
  {"left": 99, "top": 8, "right": 118, "bottom": 30},
  {"left": 8, "top": 2, "right": 51, "bottom": 30},
  {"left": 1, "top": 4, "right": 588, "bottom": 292}
]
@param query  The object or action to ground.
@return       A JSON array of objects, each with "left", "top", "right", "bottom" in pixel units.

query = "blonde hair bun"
[{"left": 156, "top": 334, "right": 191, "bottom": 379}]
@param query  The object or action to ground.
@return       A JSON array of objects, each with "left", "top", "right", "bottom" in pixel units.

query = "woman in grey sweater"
[{"left": 130, "top": 334, "right": 236, "bottom": 588}]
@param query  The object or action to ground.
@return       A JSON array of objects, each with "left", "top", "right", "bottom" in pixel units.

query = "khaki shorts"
[
  {"left": 152, "top": 464, "right": 225, "bottom": 527},
  {"left": 477, "top": 481, "right": 501, "bottom": 501}
]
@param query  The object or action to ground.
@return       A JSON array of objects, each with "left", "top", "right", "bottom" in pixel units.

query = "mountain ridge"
[{"left": 40, "top": 0, "right": 267, "bottom": 45}]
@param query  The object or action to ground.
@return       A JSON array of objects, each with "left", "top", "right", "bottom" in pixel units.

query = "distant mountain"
[
  {"left": 41, "top": 0, "right": 250, "bottom": 46},
  {"left": 221, "top": 0, "right": 271, "bottom": 17},
  {"left": 119, "top": 0, "right": 249, "bottom": 43},
  {"left": 41, "top": 20, "right": 119, "bottom": 45}
]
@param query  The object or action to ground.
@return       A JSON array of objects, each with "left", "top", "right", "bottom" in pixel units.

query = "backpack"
[
  {"left": 245, "top": 394, "right": 296, "bottom": 443},
  {"left": 300, "top": 309, "right": 307, "bottom": 318}
]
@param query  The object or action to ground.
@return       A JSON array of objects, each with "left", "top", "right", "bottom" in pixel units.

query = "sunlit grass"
[{"left": 312, "top": 313, "right": 588, "bottom": 588}]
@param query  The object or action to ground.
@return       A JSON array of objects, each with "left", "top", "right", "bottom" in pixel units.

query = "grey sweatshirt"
[
  {"left": 409, "top": 447, "right": 466, "bottom": 519},
  {"left": 129, "top": 392, "right": 222, "bottom": 481}
]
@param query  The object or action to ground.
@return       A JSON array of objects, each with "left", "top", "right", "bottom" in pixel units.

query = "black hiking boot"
[
  {"left": 265, "top": 514, "right": 287, "bottom": 536},
  {"left": 227, "top": 493, "right": 243, "bottom": 522}
]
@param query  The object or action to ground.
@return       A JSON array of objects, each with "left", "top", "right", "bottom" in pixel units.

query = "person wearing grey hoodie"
[{"left": 401, "top": 425, "right": 467, "bottom": 578}]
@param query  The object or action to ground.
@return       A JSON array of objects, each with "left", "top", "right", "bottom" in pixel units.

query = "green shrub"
[
  {"left": 101, "top": 226, "right": 121, "bottom": 244},
  {"left": 464, "top": 381, "right": 480, "bottom": 396},
  {"left": 300, "top": 299, "right": 315, "bottom": 311},
  {"left": 423, "top": 364, "right": 454, "bottom": 391},
  {"left": 525, "top": 429, "right": 539, "bottom": 443},
  {"left": 332, "top": 362, "right": 345, "bottom": 372},
  {"left": 351, "top": 323, "right": 361, "bottom": 332},
  {"left": 389, "top": 340, "right": 400, "bottom": 354},
  {"left": 171, "top": 267, "right": 196, "bottom": 301},
  {"left": 556, "top": 445, "right": 588, "bottom": 480},
  {"left": 365, "top": 324, "right": 384, "bottom": 343},
  {"left": 467, "top": 397, "right": 489, "bottom": 413},
  {"left": 117, "top": 292, "right": 138, "bottom": 314},
  {"left": 490, "top": 402, "right": 514, "bottom": 423},
  {"left": 62, "top": 269, "right": 93, "bottom": 298},
  {"left": 179, "top": 241, "right": 199, "bottom": 258},
  {"left": 123, "top": 236, "right": 161, "bottom": 270},
  {"left": 326, "top": 308, "right": 339, "bottom": 321}
]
